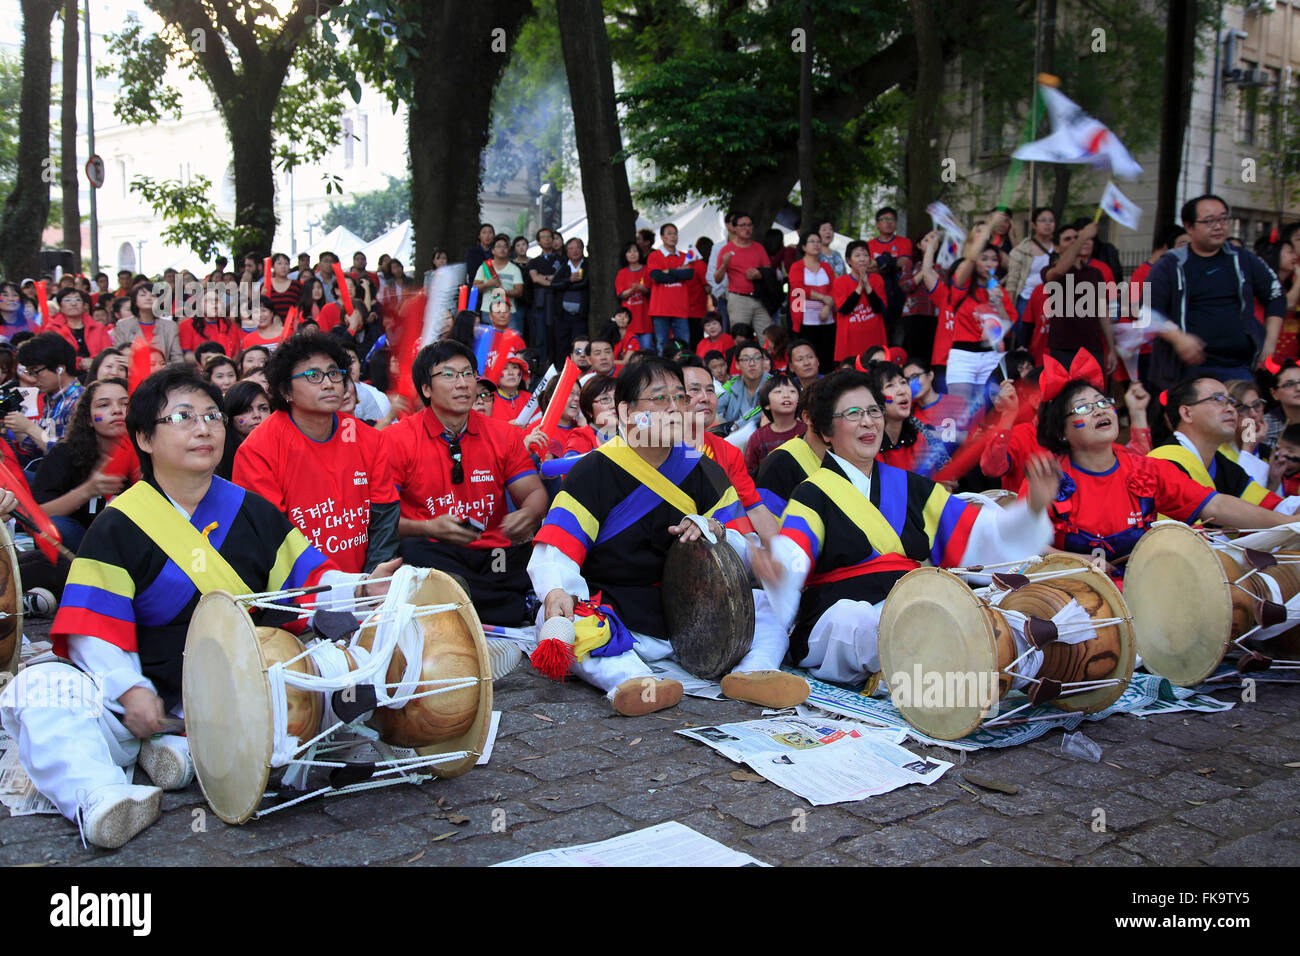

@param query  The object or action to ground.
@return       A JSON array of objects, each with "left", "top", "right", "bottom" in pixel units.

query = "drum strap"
[{"left": 109, "top": 480, "right": 252, "bottom": 597}]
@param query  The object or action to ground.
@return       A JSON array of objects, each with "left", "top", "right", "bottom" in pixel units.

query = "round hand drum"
[
  {"left": 879, "top": 555, "right": 1135, "bottom": 740},
  {"left": 0, "top": 522, "right": 23, "bottom": 676},
  {"left": 662, "top": 534, "right": 755, "bottom": 680}
]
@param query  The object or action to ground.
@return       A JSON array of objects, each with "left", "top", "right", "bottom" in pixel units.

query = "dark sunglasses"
[{"left": 448, "top": 434, "right": 464, "bottom": 484}]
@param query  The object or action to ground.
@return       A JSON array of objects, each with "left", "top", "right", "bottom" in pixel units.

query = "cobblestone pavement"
[{"left": 3, "top": 622, "right": 1297, "bottom": 866}]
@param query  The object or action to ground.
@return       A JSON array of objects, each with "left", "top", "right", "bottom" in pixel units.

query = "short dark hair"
[
  {"left": 876, "top": 206, "right": 898, "bottom": 220},
  {"left": 677, "top": 354, "right": 708, "bottom": 371},
  {"left": 758, "top": 372, "right": 801, "bottom": 414},
  {"left": 902, "top": 356, "right": 932, "bottom": 375},
  {"left": 809, "top": 369, "right": 877, "bottom": 441},
  {"left": 263, "top": 332, "right": 352, "bottom": 413},
  {"left": 85, "top": 347, "right": 125, "bottom": 381},
  {"left": 1031, "top": 206, "right": 1054, "bottom": 224},
  {"left": 202, "top": 355, "right": 238, "bottom": 382},
  {"left": 193, "top": 340, "right": 226, "bottom": 365},
  {"left": 730, "top": 322, "right": 755, "bottom": 341},
  {"left": 16, "top": 332, "right": 75, "bottom": 375},
  {"left": 55, "top": 287, "right": 90, "bottom": 308},
  {"left": 1279, "top": 423, "right": 1300, "bottom": 448},
  {"left": 1036, "top": 379, "right": 1102, "bottom": 454},
  {"left": 736, "top": 341, "right": 765, "bottom": 360},
  {"left": 240, "top": 345, "right": 271, "bottom": 373},
  {"left": 1154, "top": 224, "right": 1186, "bottom": 252},
  {"left": 614, "top": 355, "right": 684, "bottom": 414},
  {"left": 865, "top": 361, "right": 906, "bottom": 398},
  {"left": 1162, "top": 376, "right": 1216, "bottom": 432},
  {"left": 126, "top": 367, "right": 224, "bottom": 478},
  {"left": 411, "top": 339, "right": 476, "bottom": 407},
  {"left": 578, "top": 374, "right": 617, "bottom": 422},
  {"left": 1180, "top": 194, "right": 1228, "bottom": 227},
  {"left": 845, "top": 239, "right": 871, "bottom": 261},
  {"left": 703, "top": 349, "right": 726, "bottom": 366}
]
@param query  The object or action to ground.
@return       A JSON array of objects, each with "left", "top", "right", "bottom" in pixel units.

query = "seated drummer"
[
  {"left": 754, "top": 379, "right": 826, "bottom": 515},
  {"left": 530, "top": 356, "right": 809, "bottom": 715},
  {"left": 1148, "top": 376, "right": 1300, "bottom": 514},
  {"left": 752, "top": 368, "right": 1060, "bottom": 687},
  {"left": 233, "top": 331, "right": 400, "bottom": 573},
  {"left": 1030, "top": 355, "right": 1296, "bottom": 574},
  {"left": 0, "top": 367, "right": 400, "bottom": 848},
  {"left": 383, "top": 340, "right": 548, "bottom": 625}
]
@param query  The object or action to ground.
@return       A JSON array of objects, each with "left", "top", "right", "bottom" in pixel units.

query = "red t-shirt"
[
  {"left": 315, "top": 302, "right": 346, "bottom": 335},
  {"left": 718, "top": 242, "right": 771, "bottom": 296},
  {"left": 179, "top": 318, "right": 244, "bottom": 358},
  {"left": 928, "top": 280, "right": 955, "bottom": 366},
  {"left": 616, "top": 330, "right": 642, "bottom": 359},
  {"left": 615, "top": 266, "right": 653, "bottom": 335},
  {"left": 696, "top": 333, "right": 735, "bottom": 360},
  {"left": 700, "top": 431, "right": 761, "bottom": 510},
  {"left": 830, "top": 274, "right": 887, "bottom": 360},
  {"left": 491, "top": 389, "right": 531, "bottom": 425},
  {"left": 1021, "top": 283, "right": 1051, "bottom": 365},
  {"left": 867, "top": 235, "right": 914, "bottom": 304},
  {"left": 687, "top": 258, "right": 710, "bottom": 319},
  {"left": 563, "top": 425, "right": 601, "bottom": 456},
  {"left": 383, "top": 407, "right": 536, "bottom": 551},
  {"left": 232, "top": 411, "right": 396, "bottom": 574},
  {"left": 242, "top": 329, "right": 283, "bottom": 353},
  {"left": 949, "top": 282, "right": 1016, "bottom": 345},
  {"left": 647, "top": 250, "right": 692, "bottom": 318}
]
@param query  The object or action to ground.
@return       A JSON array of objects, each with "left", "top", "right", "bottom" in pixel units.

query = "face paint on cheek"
[
  {"left": 1072, "top": 421, "right": 1087, "bottom": 429},
  {"left": 635, "top": 412, "right": 652, "bottom": 430},
  {"left": 909, "top": 379, "right": 922, "bottom": 398}
]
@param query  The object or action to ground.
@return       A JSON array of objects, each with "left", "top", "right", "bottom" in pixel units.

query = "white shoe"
[
  {"left": 486, "top": 639, "right": 523, "bottom": 681},
  {"left": 21, "top": 588, "right": 56, "bottom": 618},
  {"left": 138, "top": 734, "right": 194, "bottom": 790},
  {"left": 79, "top": 784, "right": 161, "bottom": 849}
]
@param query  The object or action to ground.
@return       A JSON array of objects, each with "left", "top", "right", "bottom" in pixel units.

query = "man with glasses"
[
  {"left": 1148, "top": 376, "right": 1299, "bottom": 513},
  {"left": 234, "top": 332, "right": 399, "bottom": 574},
  {"left": 13, "top": 333, "right": 83, "bottom": 456},
  {"left": 570, "top": 333, "right": 593, "bottom": 373},
  {"left": 715, "top": 211, "right": 774, "bottom": 336},
  {"left": 717, "top": 343, "right": 770, "bottom": 425},
  {"left": 1, "top": 366, "right": 400, "bottom": 847},
  {"left": 530, "top": 356, "right": 807, "bottom": 715},
  {"left": 1149, "top": 194, "right": 1287, "bottom": 390},
  {"left": 382, "top": 340, "right": 547, "bottom": 625}
]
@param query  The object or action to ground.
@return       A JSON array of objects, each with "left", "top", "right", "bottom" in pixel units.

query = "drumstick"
[
  {"left": 8, "top": 507, "right": 76, "bottom": 562},
  {"left": 159, "top": 717, "right": 185, "bottom": 734}
]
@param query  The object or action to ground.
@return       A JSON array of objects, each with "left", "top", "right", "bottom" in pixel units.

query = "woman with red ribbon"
[{"left": 1030, "top": 348, "right": 1292, "bottom": 575}]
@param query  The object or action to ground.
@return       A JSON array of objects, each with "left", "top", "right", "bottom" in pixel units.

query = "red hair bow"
[{"left": 1040, "top": 348, "right": 1104, "bottom": 402}]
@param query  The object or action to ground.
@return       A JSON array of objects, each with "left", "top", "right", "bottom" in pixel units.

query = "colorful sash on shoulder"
[{"left": 596, "top": 439, "right": 701, "bottom": 544}]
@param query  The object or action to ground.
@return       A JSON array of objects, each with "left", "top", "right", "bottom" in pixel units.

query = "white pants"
[
  {"left": 0, "top": 663, "right": 177, "bottom": 821},
  {"left": 797, "top": 598, "right": 883, "bottom": 687},
  {"left": 547, "top": 590, "right": 790, "bottom": 698}
]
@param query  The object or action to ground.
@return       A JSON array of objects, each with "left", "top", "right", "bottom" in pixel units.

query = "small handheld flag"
[
  {"left": 34, "top": 283, "right": 50, "bottom": 323},
  {"left": 1012, "top": 84, "right": 1143, "bottom": 179},
  {"left": 1098, "top": 181, "right": 1142, "bottom": 231}
]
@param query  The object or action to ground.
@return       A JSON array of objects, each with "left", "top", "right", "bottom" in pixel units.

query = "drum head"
[
  {"left": 402, "top": 570, "right": 493, "bottom": 779},
  {"left": 183, "top": 592, "right": 272, "bottom": 825},
  {"left": 879, "top": 567, "right": 1000, "bottom": 740},
  {"left": 662, "top": 535, "right": 755, "bottom": 680},
  {"left": 1027, "top": 554, "right": 1136, "bottom": 713},
  {"left": 1125, "top": 523, "right": 1231, "bottom": 686},
  {"left": 0, "top": 521, "right": 22, "bottom": 677}
]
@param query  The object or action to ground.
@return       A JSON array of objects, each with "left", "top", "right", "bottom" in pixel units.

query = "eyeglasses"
[
  {"left": 1186, "top": 392, "right": 1233, "bottom": 408},
  {"left": 572, "top": 347, "right": 588, "bottom": 356},
  {"left": 637, "top": 392, "right": 689, "bottom": 409},
  {"left": 738, "top": 355, "right": 763, "bottom": 365},
  {"left": 1277, "top": 380, "right": 1300, "bottom": 391},
  {"left": 832, "top": 406, "right": 884, "bottom": 423},
  {"left": 1067, "top": 398, "right": 1117, "bottom": 417},
  {"left": 291, "top": 367, "right": 346, "bottom": 384},
  {"left": 1194, "top": 215, "right": 1231, "bottom": 227},
  {"left": 155, "top": 410, "right": 227, "bottom": 428},
  {"left": 1235, "top": 399, "right": 1267, "bottom": 412},
  {"left": 593, "top": 393, "right": 615, "bottom": 407},
  {"left": 22, "top": 365, "right": 46, "bottom": 376},
  {"left": 447, "top": 434, "right": 464, "bottom": 484},
  {"left": 433, "top": 368, "right": 477, "bottom": 383}
]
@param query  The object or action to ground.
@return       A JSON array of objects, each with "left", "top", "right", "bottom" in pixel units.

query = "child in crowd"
[{"left": 743, "top": 372, "right": 805, "bottom": 476}]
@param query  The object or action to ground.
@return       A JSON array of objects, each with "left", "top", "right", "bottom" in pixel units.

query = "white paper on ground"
[
  {"left": 493, "top": 820, "right": 768, "bottom": 867},
  {"left": 475, "top": 711, "right": 501, "bottom": 766},
  {"left": 0, "top": 729, "right": 59, "bottom": 815}
]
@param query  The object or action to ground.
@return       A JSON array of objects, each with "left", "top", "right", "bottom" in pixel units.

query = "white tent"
[
  {"left": 300, "top": 224, "right": 366, "bottom": 262},
  {"left": 359, "top": 220, "right": 414, "bottom": 269}
]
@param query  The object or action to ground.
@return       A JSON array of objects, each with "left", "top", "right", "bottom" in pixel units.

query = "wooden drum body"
[{"left": 0, "top": 522, "right": 23, "bottom": 676}]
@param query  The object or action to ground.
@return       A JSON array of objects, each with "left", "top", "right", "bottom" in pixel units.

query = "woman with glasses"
[
  {"left": 0, "top": 281, "right": 37, "bottom": 341},
  {"left": 562, "top": 375, "right": 618, "bottom": 455},
  {"left": 751, "top": 368, "right": 1059, "bottom": 686},
  {"left": 232, "top": 332, "right": 399, "bottom": 575},
  {"left": 531, "top": 355, "right": 806, "bottom": 715},
  {"left": 0, "top": 365, "right": 400, "bottom": 849},
  {"left": 1221, "top": 379, "right": 1270, "bottom": 485},
  {"left": 1033, "top": 357, "right": 1292, "bottom": 575}
]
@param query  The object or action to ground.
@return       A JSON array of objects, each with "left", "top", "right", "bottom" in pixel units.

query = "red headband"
[{"left": 1040, "top": 348, "right": 1104, "bottom": 402}]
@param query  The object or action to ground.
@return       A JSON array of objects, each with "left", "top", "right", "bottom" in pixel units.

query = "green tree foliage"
[
  {"left": 321, "top": 174, "right": 410, "bottom": 239},
  {"left": 129, "top": 174, "right": 245, "bottom": 260}
]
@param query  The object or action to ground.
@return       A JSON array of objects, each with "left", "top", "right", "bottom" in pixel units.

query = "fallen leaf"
[
  {"left": 541, "top": 795, "right": 559, "bottom": 801},
  {"left": 518, "top": 755, "right": 545, "bottom": 761},
  {"left": 1186, "top": 800, "right": 1207, "bottom": 806},
  {"left": 651, "top": 773, "right": 668, "bottom": 782},
  {"left": 980, "top": 859, "right": 992, "bottom": 865},
  {"left": 492, "top": 793, "right": 503, "bottom": 802},
  {"left": 406, "top": 850, "right": 426, "bottom": 863},
  {"left": 961, "top": 772, "right": 1019, "bottom": 795},
  {"left": 436, "top": 796, "right": 447, "bottom": 808},
  {"left": 1195, "top": 767, "right": 1215, "bottom": 775},
  {"left": 956, "top": 782, "right": 979, "bottom": 796},
  {"left": 531, "top": 713, "right": 554, "bottom": 722},
  {"left": 447, "top": 813, "right": 470, "bottom": 825},
  {"left": 730, "top": 770, "right": 764, "bottom": 782},
  {"left": 1104, "top": 762, "right": 1123, "bottom": 770},
  {"left": 629, "top": 737, "right": 643, "bottom": 746},
  {"left": 430, "top": 831, "right": 457, "bottom": 842},
  {"left": 1284, "top": 762, "right": 1300, "bottom": 768}
]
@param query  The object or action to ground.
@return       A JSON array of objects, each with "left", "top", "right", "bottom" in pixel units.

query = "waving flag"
[
  {"left": 1012, "top": 83, "right": 1143, "bottom": 179},
  {"left": 475, "top": 327, "right": 525, "bottom": 384},
  {"left": 927, "top": 202, "right": 967, "bottom": 270},
  {"left": 1099, "top": 181, "right": 1142, "bottom": 231}
]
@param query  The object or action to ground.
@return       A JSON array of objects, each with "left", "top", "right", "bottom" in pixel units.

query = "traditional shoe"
[
  {"left": 720, "top": 670, "right": 810, "bottom": 709},
  {"left": 138, "top": 734, "right": 194, "bottom": 791},
  {"left": 79, "top": 784, "right": 162, "bottom": 849},
  {"left": 611, "top": 677, "right": 683, "bottom": 716},
  {"left": 486, "top": 639, "right": 523, "bottom": 681}
]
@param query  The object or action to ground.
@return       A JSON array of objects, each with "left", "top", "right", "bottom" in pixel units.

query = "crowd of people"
[{"left": 0, "top": 190, "right": 1298, "bottom": 848}]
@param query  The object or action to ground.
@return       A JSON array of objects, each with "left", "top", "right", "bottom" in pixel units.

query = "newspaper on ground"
[
  {"left": 646, "top": 658, "right": 726, "bottom": 700},
  {"left": 494, "top": 820, "right": 768, "bottom": 867},
  {"left": 0, "top": 728, "right": 58, "bottom": 816},
  {"left": 678, "top": 715, "right": 951, "bottom": 805},
  {"left": 475, "top": 711, "right": 501, "bottom": 766},
  {"left": 798, "top": 669, "right": 1234, "bottom": 752}
]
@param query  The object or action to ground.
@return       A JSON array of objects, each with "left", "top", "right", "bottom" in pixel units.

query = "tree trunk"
[
  {"left": 1051, "top": 165, "right": 1073, "bottom": 223},
  {"left": 1156, "top": 0, "right": 1198, "bottom": 233},
  {"left": 905, "top": 0, "right": 942, "bottom": 239},
  {"left": 556, "top": 0, "right": 636, "bottom": 328},
  {"left": 60, "top": 0, "right": 80, "bottom": 266},
  {"left": 797, "top": 1, "right": 814, "bottom": 233},
  {"left": 226, "top": 99, "right": 278, "bottom": 259},
  {"left": 408, "top": 1, "right": 531, "bottom": 284},
  {"left": 0, "top": 0, "right": 61, "bottom": 280}
]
